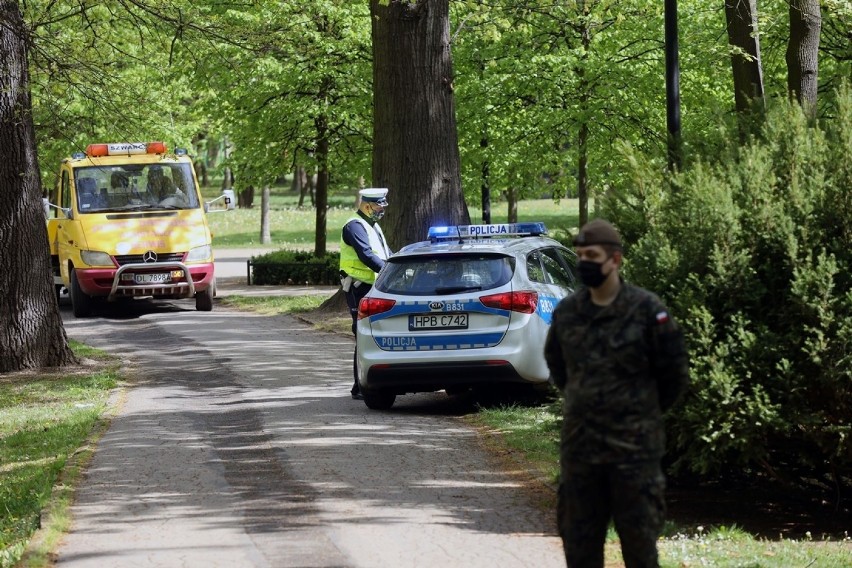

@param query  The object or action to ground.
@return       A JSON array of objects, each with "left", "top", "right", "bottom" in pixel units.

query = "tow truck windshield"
[{"left": 74, "top": 163, "right": 199, "bottom": 213}]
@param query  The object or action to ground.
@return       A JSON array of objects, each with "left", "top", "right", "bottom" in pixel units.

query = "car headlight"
[
  {"left": 80, "top": 250, "right": 113, "bottom": 267},
  {"left": 185, "top": 244, "right": 212, "bottom": 263}
]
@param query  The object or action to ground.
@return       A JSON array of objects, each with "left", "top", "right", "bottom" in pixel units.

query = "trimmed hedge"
[{"left": 250, "top": 250, "right": 340, "bottom": 285}]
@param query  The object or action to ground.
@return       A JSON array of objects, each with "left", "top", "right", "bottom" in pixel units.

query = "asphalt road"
[{"left": 54, "top": 291, "right": 564, "bottom": 567}]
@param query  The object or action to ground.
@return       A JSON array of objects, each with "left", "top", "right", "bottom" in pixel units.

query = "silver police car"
[{"left": 355, "top": 222, "right": 577, "bottom": 409}]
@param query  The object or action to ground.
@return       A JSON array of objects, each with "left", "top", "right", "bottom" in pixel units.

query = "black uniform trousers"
[
  {"left": 344, "top": 281, "right": 372, "bottom": 395},
  {"left": 558, "top": 459, "right": 666, "bottom": 568}
]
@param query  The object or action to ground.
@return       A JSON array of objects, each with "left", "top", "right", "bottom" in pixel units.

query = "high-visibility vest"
[{"left": 339, "top": 215, "right": 390, "bottom": 284}]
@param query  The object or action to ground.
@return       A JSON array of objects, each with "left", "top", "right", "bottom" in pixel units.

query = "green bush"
[
  {"left": 602, "top": 86, "right": 852, "bottom": 487},
  {"left": 250, "top": 250, "right": 340, "bottom": 285}
]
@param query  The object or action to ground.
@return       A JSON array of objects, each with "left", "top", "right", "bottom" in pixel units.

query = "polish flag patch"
[{"left": 656, "top": 311, "right": 670, "bottom": 324}]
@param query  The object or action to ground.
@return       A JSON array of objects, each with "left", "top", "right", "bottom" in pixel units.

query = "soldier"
[
  {"left": 544, "top": 219, "right": 690, "bottom": 568},
  {"left": 339, "top": 188, "right": 392, "bottom": 400}
]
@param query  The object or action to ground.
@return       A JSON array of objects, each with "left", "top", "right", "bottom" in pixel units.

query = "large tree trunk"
[
  {"left": 314, "top": 113, "right": 329, "bottom": 257},
  {"left": 787, "top": 0, "right": 821, "bottom": 119},
  {"left": 370, "top": 0, "right": 470, "bottom": 250},
  {"left": 0, "top": 0, "right": 76, "bottom": 372},
  {"left": 725, "top": 0, "right": 765, "bottom": 116}
]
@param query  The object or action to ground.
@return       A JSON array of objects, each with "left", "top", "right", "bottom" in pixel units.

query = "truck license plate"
[
  {"left": 134, "top": 273, "right": 171, "bottom": 284},
  {"left": 409, "top": 313, "right": 469, "bottom": 331}
]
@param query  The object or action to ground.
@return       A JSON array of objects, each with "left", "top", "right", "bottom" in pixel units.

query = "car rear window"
[{"left": 375, "top": 254, "right": 515, "bottom": 296}]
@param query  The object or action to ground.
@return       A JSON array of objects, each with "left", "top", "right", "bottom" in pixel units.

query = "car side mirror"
[
  {"left": 205, "top": 189, "right": 236, "bottom": 213},
  {"left": 43, "top": 198, "right": 71, "bottom": 220}
]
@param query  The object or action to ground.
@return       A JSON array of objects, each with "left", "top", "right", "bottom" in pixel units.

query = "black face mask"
[{"left": 577, "top": 260, "right": 608, "bottom": 288}]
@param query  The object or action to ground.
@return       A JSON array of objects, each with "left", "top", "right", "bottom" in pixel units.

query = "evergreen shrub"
[
  {"left": 250, "top": 250, "right": 340, "bottom": 285},
  {"left": 602, "top": 88, "right": 851, "bottom": 489}
]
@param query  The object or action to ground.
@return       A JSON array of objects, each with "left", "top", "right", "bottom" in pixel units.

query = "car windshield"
[
  {"left": 375, "top": 253, "right": 515, "bottom": 296},
  {"left": 74, "top": 163, "right": 200, "bottom": 213}
]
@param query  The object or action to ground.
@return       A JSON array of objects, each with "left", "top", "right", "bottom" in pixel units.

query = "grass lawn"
[
  {"left": 204, "top": 186, "right": 582, "bottom": 249},
  {"left": 0, "top": 342, "right": 120, "bottom": 568}
]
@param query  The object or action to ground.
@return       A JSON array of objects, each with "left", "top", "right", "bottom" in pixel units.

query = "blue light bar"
[
  {"left": 427, "top": 222, "right": 547, "bottom": 241},
  {"left": 71, "top": 152, "right": 86, "bottom": 160},
  {"left": 175, "top": 148, "right": 188, "bottom": 156}
]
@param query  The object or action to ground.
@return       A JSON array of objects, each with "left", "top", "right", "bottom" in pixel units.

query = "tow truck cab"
[{"left": 44, "top": 141, "right": 234, "bottom": 318}]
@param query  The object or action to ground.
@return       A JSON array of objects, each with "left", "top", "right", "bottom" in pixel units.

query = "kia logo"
[
  {"left": 142, "top": 251, "right": 158, "bottom": 263},
  {"left": 429, "top": 301, "right": 444, "bottom": 310}
]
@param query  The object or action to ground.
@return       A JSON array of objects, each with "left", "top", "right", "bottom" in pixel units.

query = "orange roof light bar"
[
  {"left": 146, "top": 141, "right": 167, "bottom": 154},
  {"left": 84, "top": 142, "right": 168, "bottom": 157},
  {"left": 85, "top": 144, "right": 109, "bottom": 157}
]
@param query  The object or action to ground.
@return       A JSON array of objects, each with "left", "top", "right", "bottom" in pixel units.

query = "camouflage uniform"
[{"left": 544, "top": 282, "right": 689, "bottom": 568}]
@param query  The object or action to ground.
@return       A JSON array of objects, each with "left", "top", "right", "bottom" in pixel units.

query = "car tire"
[
  {"left": 70, "top": 269, "right": 92, "bottom": 318},
  {"left": 363, "top": 390, "right": 396, "bottom": 410},
  {"left": 195, "top": 285, "right": 214, "bottom": 312}
]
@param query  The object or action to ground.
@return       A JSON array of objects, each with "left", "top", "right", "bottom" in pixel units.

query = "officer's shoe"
[{"left": 351, "top": 391, "right": 364, "bottom": 400}]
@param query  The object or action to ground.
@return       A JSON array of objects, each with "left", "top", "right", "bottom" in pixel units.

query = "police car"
[{"left": 355, "top": 222, "right": 577, "bottom": 409}]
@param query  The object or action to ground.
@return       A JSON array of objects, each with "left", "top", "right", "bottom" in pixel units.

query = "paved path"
[{"left": 54, "top": 295, "right": 563, "bottom": 567}]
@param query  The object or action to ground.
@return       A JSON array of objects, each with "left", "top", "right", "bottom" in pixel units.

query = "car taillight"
[
  {"left": 479, "top": 291, "right": 538, "bottom": 314},
  {"left": 358, "top": 297, "right": 396, "bottom": 319}
]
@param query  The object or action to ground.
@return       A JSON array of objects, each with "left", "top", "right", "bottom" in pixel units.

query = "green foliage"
[
  {"left": 250, "top": 250, "right": 340, "bottom": 285},
  {"left": 603, "top": 88, "right": 852, "bottom": 482},
  {"left": 183, "top": 1, "right": 373, "bottom": 189}
]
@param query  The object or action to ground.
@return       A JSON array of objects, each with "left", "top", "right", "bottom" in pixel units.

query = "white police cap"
[{"left": 359, "top": 187, "right": 389, "bottom": 206}]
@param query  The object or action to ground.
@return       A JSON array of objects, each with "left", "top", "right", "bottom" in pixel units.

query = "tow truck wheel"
[
  {"left": 69, "top": 269, "right": 92, "bottom": 318},
  {"left": 363, "top": 389, "right": 396, "bottom": 410},
  {"left": 195, "top": 286, "right": 214, "bottom": 312}
]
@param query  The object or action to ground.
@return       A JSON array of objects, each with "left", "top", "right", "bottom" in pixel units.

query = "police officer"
[
  {"left": 543, "top": 219, "right": 690, "bottom": 568},
  {"left": 339, "top": 188, "right": 392, "bottom": 400}
]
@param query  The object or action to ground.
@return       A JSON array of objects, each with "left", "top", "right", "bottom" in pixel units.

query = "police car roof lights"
[
  {"left": 84, "top": 141, "right": 168, "bottom": 157},
  {"left": 427, "top": 222, "right": 547, "bottom": 242}
]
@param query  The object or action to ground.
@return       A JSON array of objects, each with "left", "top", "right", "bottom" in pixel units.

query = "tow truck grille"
[{"left": 114, "top": 252, "right": 185, "bottom": 265}]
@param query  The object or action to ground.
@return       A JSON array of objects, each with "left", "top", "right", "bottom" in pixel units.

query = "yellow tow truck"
[{"left": 44, "top": 141, "right": 234, "bottom": 317}]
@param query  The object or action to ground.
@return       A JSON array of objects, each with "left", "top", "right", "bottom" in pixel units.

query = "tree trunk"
[
  {"left": 260, "top": 185, "right": 271, "bottom": 244},
  {"left": 221, "top": 167, "right": 234, "bottom": 190},
  {"left": 725, "top": 0, "right": 765, "bottom": 117},
  {"left": 207, "top": 142, "right": 219, "bottom": 172},
  {"left": 507, "top": 186, "right": 518, "bottom": 224},
  {"left": 0, "top": 0, "right": 76, "bottom": 372},
  {"left": 576, "top": 11, "right": 591, "bottom": 228},
  {"left": 787, "top": 0, "right": 821, "bottom": 119},
  {"left": 293, "top": 164, "right": 303, "bottom": 195},
  {"left": 578, "top": 121, "right": 589, "bottom": 228},
  {"left": 306, "top": 170, "right": 316, "bottom": 207},
  {"left": 314, "top": 114, "right": 329, "bottom": 257},
  {"left": 194, "top": 160, "right": 208, "bottom": 188},
  {"left": 481, "top": 133, "right": 491, "bottom": 224},
  {"left": 370, "top": 0, "right": 470, "bottom": 250}
]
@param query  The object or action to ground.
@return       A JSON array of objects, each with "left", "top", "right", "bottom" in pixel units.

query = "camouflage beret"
[{"left": 572, "top": 219, "right": 623, "bottom": 248}]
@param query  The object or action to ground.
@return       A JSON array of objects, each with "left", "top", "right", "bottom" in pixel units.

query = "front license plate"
[
  {"left": 134, "top": 273, "right": 171, "bottom": 284},
  {"left": 409, "top": 313, "right": 469, "bottom": 331}
]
